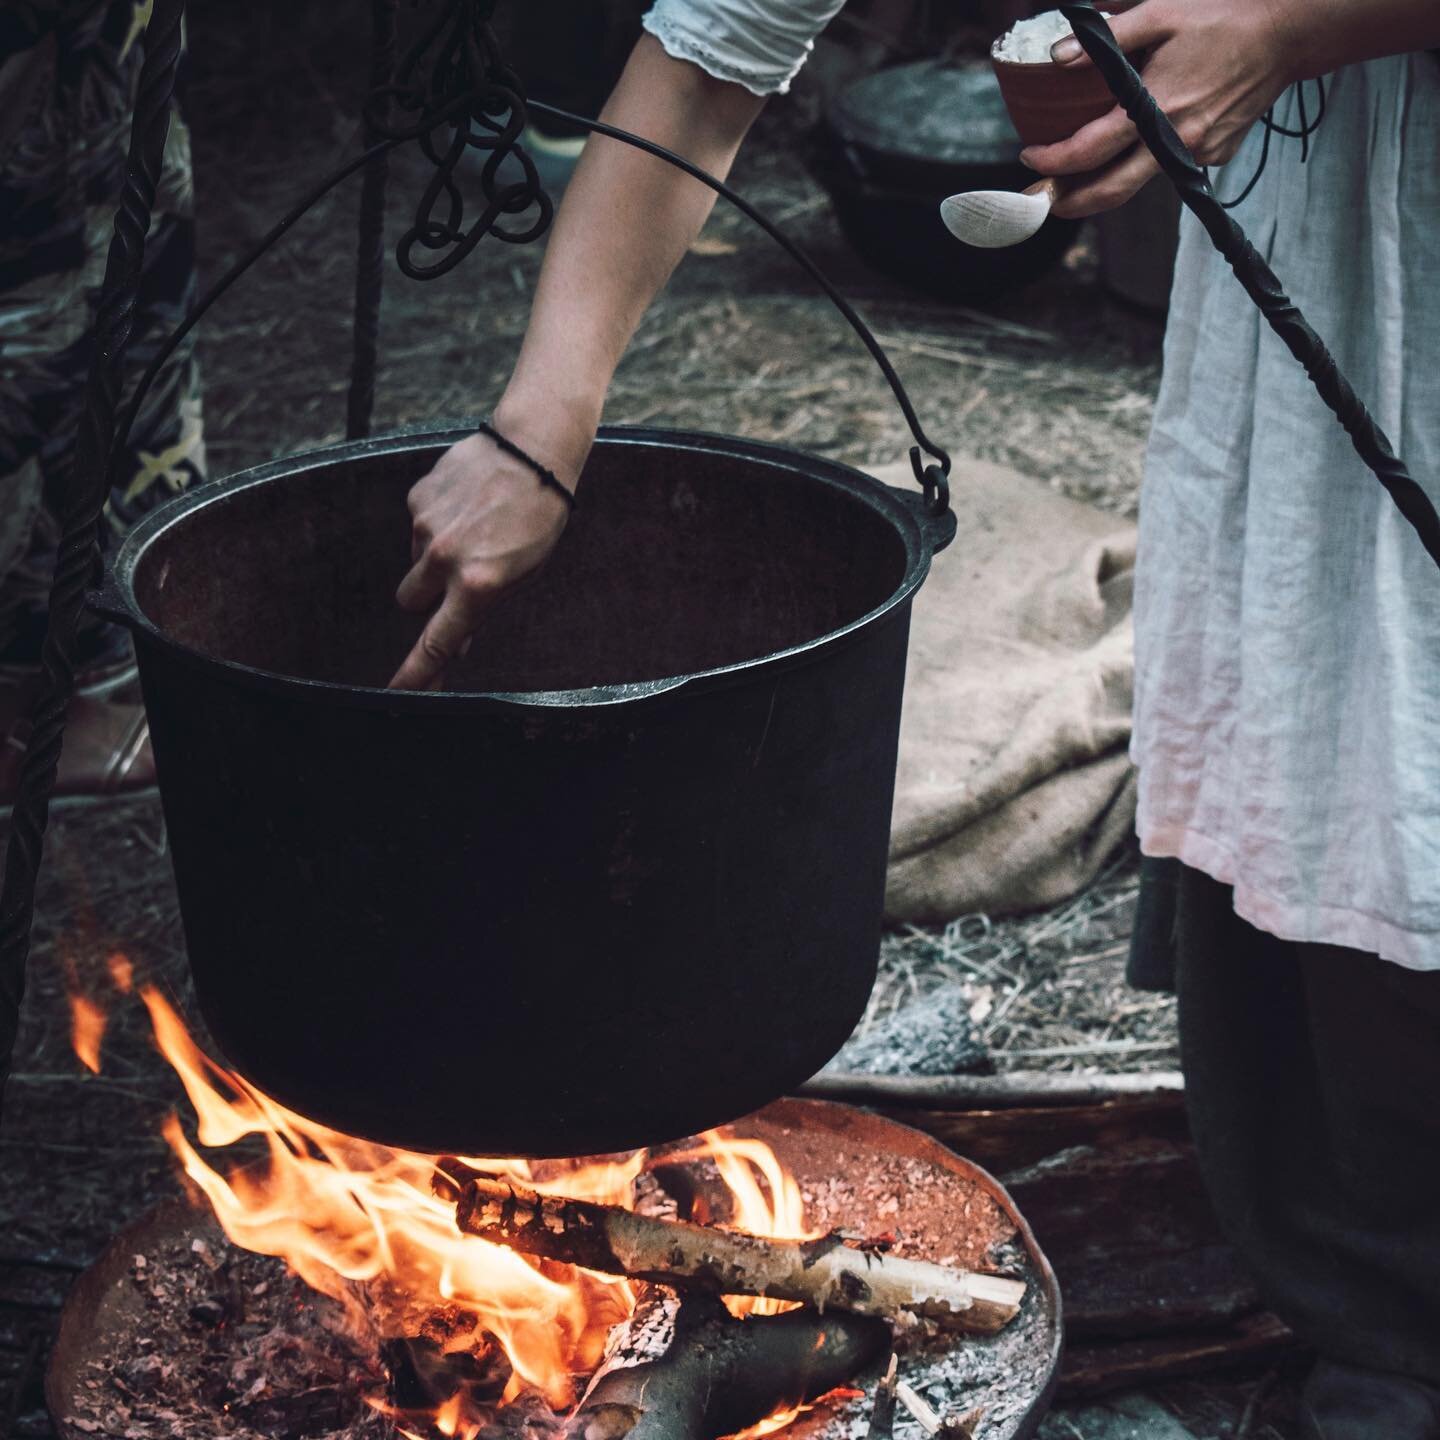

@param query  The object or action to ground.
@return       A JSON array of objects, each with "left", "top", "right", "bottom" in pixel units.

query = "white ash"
[
  {"left": 992, "top": 9, "right": 1074, "bottom": 64},
  {"left": 798, "top": 1244, "right": 1055, "bottom": 1440},
  {"left": 794, "top": 1161, "right": 1055, "bottom": 1439},
  {"left": 828, "top": 982, "right": 988, "bottom": 1077}
]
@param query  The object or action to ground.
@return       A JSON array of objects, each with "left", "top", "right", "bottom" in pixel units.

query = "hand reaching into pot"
[
  {"left": 1020, "top": 0, "right": 1440, "bottom": 219},
  {"left": 388, "top": 35, "right": 766, "bottom": 690},
  {"left": 389, "top": 418, "right": 584, "bottom": 691}
]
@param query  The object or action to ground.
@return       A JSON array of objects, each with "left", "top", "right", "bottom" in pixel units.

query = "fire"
[
  {"left": 669, "top": 1133, "right": 815, "bottom": 1321},
  {"left": 69, "top": 993, "right": 107, "bottom": 1074},
  {"left": 69, "top": 979, "right": 817, "bottom": 1438},
  {"left": 64, "top": 949, "right": 133, "bottom": 1072}
]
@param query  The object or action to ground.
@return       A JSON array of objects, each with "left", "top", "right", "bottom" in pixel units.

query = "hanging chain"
[{"left": 364, "top": 0, "right": 553, "bottom": 279}]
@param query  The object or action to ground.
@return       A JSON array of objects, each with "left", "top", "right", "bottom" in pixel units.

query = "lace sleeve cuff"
[{"left": 642, "top": 0, "right": 845, "bottom": 97}]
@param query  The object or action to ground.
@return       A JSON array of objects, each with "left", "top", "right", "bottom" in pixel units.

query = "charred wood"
[
  {"left": 866, "top": 1098, "right": 1191, "bottom": 1178},
  {"left": 572, "top": 1284, "right": 888, "bottom": 1440},
  {"left": 866, "top": 1354, "right": 898, "bottom": 1439},
  {"left": 894, "top": 1380, "right": 984, "bottom": 1438}
]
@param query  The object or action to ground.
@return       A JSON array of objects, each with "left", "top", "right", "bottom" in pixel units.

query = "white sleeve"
[{"left": 642, "top": 0, "right": 848, "bottom": 96}]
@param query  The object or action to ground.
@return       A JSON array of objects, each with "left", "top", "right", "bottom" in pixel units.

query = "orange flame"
[
  {"left": 65, "top": 949, "right": 139, "bottom": 1073},
  {"left": 671, "top": 1133, "right": 816, "bottom": 1320},
  {"left": 69, "top": 993, "right": 107, "bottom": 1074},
  {"left": 119, "top": 984, "right": 811, "bottom": 1437}
]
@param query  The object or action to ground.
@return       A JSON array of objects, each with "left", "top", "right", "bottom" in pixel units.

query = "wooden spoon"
[{"left": 940, "top": 178, "right": 1061, "bottom": 249}]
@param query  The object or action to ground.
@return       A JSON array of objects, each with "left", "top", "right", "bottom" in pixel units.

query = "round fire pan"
[{"left": 48, "top": 1098, "right": 1060, "bottom": 1439}]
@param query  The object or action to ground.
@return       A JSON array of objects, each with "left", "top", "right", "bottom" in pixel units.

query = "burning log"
[
  {"left": 572, "top": 1284, "right": 889, "bottom": 1440},
  {"left": 438, "top": 1162, "right": 1025, "bottom": 1335}
]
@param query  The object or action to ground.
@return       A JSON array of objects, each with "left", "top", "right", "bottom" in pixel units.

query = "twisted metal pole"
[
  {"left": 1061, "top": 4, "right": 1440, "bottom": 569},
  {"left": 0, "top": 0, "right": 187, "bottom": 1115},
  {"left": 347, "top": 0, "right": 399, "bottom": 439}
]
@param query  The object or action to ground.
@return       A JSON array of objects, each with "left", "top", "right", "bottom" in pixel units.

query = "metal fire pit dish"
[{"left": 48, "top": 1098, "right": 1061, "bottom": 1440}]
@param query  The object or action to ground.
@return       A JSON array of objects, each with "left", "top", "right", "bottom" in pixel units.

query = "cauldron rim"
[{"left": 97, "top": 424, "right": 943, "bottom": 713}]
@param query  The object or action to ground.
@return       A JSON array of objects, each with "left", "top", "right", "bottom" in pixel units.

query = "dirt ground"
[{"left": 0, "top": 3, "right": 1313, "bottom": 1438}]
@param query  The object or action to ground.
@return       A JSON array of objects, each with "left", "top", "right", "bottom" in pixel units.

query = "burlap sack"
[{"left": 876, "top": 458, "right": 1137, "bottom": 922}]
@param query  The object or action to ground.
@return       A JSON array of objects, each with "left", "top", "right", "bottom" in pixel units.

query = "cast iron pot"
[
  {"left": 94, "top": 427, "right": 956, "bottom": 1157},
  {"left": 814, "top": 61, "right": 1080, "bottom": 302}
]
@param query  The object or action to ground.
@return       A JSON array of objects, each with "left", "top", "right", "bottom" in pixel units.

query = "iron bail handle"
[
  {"left": 526, "top": 100, "right": 954, "bottom": 518},
  {"left": 1059, "top": 4, "right": 1440, "bottom": 571}
]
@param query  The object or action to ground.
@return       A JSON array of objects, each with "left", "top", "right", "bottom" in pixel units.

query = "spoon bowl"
[{"left": 941, "top": 178, "right": 1059, "bottom": 250}]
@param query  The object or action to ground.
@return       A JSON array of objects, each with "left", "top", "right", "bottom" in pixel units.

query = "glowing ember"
[{"left": 68, "top": 980, "right": 819, "bottom": 1439}]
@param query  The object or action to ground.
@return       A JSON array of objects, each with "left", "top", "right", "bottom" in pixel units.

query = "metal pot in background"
[
  {"left": 92, "top": 427, "right": 956, "bottom": 1158},
  {"left": 813, "top": 61, "right": 1080, "bottom": 302},
  {"left": 1095, "top": 175, "right": 1181, "bottom": 314}
]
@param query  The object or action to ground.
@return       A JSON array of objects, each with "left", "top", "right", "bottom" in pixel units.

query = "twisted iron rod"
[
  {"left": 0, "top": 0, "right": 188, "bottom": 1112},
  {"left": 1061, "top": 4, "right": 1440, "bottom": 569}
]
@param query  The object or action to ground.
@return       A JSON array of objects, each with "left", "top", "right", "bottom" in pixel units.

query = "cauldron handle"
[
  {"left": 526, "top": 100, "right": 954, "bottom": 520},
  {"left": 885, "top": 485, "right": 959, "bottom": 556}
]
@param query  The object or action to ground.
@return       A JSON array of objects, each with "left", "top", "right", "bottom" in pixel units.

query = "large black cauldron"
[{"left": 95, "top": 427, "right": 954, "bottom": 1156}]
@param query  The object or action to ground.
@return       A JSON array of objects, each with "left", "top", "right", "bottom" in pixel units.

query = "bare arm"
[
  {"left": 499, "top": 35, "right": 766, "bottom": 466},
  {"left": 390, "top": 36, "right": 764, "bottom": 690},
  {"left": 1023, "top": 0, "right": 1440, "bottom": 220}
]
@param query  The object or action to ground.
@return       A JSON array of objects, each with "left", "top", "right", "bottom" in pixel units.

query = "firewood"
[
  {"left": 866, "top": 1354, "right": 899, "bottom": 1439},
  {"left": 571, "top": 1284, "right": 888, "bottom": 1440},
  {"left": 437, "top": 1162, "right": 1025, "bottom": 1335},
  {"left": 1058, "top": 1311, "right": 1296, "bottom": 1399},
  {"left": 802, "top": 1069, "right": 1184, "bottom": 1111},
  {"left": 894, "top": 1381, "right": 984, "bottom": 1439}
]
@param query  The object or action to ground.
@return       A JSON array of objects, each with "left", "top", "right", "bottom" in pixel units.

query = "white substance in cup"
[{"left": 992, "top": 9, "right": 1075, "bottom": 64}]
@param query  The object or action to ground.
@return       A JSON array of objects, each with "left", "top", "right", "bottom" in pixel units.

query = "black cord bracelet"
[{"left": 476, "top": 419, "right": 576, "bottom": 510}]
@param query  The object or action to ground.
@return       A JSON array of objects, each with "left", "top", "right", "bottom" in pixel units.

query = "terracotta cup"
[{"left": 990, "top": 46, "right": 1117, "bottom": 147}]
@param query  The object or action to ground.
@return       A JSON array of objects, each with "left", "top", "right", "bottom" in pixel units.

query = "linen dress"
[
  {"left": 1133, "top": 57, "right": 1440, "bottom": 970},
  {"left": 643, "top": 0, "right": 1440, "bottom": 968}
]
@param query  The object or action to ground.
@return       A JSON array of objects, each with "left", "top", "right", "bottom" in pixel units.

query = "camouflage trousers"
[{"left": 0, "top": 0, "right": 203, "bottom": 674}]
